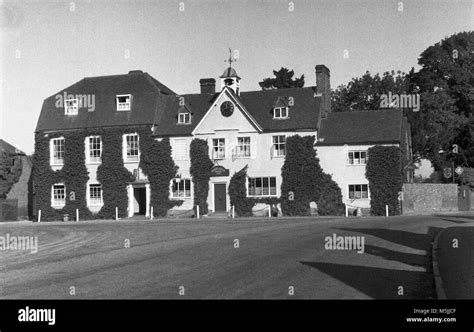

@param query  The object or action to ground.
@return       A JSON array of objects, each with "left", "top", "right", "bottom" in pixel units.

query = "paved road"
[
  {"left": 435, "top": 224, "right": 474, "bottom": 299},
  {"left": 0, "top": 215, "right": 466, "bottom": 299}
]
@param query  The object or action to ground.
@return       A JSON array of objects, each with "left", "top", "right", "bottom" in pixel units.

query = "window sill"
[
  {"left": 123, "top": 159, "right": 140, "bottom": 164},
  {"left": 86, "top": 162, "right": 102, "bottom": 165},
  {"left": 51, "top": 204, "right": 65, "bottom": 208},
  {"left": 247, "top": 195, "right": 278, "bottom": 198},
  {"left": 346, "top": 164, "right": 367, "bottom": 166},
  {"left": 171, "top": 197, "right": 192, "bottom": 200}
]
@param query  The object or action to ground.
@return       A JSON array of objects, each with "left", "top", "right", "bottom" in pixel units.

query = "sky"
[{"left": 1, "top": 0, "right": 473, "bottom": 154}]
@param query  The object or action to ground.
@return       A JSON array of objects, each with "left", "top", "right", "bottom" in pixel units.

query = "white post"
[
  {"left": 115, "top": 207, "right": 118, "bottom": 220},
  {"left": 76, "top": 208, "right": 79, "bottom": 222},
  {"left": 196, "top": 205, "right": 200, "bottom": 219},
  {"left": 385, "top": 205, "right": 389, "bottom": 217},
  {"left": 268, "top": 205, "right": 271, "bottom": 218},
  {"left": 38, "top": 210, "right": 41, "bottom": 223},
  {"left": 232, "top": 205, "right": 235, "bottom": 219},
  {"left": 150, "top": 206, "right": 153, "bottom": 220},
  {"left": 345, "top": 205, "right": 348, "bottom": 217}
]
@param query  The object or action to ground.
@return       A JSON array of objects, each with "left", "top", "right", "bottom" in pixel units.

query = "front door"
[{"left": 214, "top": 183, "right": 227, "bottom": 213}]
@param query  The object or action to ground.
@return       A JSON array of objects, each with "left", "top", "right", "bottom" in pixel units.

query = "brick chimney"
[
  {"left": 316, "top": 65, "right": 331, "bottom": 118},
  {"left": 199, "top": 78, "right": 216, "bottom": 94}
]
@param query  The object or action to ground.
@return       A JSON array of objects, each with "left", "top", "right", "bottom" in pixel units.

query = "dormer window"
[
  {"left": 177, "top": 112, "right": 191, "bottom": 124},
  {"left": 273, "top": 107, "right": 288, "bottom": 119},
  {"left": 116, "top": 94, "right": 131, "bottom": 111},
  {"left": 65, "top": 99, "right": 78, "bottom": 115}
]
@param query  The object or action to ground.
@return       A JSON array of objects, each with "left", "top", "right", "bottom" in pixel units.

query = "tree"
[
  {"left": 259, "top": 67, "right": 304, "bottom": 90},
  {"left": 332, "top": 70, "right": 410, "bottom": 112},
  {"left": 411, "top": 31, "right": 474, "bottom": 167},
  {"left": 190, "top": 139, "right": 213, "bottom": 215}
]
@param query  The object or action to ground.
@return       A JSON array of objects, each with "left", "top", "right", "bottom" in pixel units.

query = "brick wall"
[
  {"left": 6, "top": 156, "right": 32, "bottom": 219},
  {"left": 402, "top": 183, "right": 458, "bottom": 214}
]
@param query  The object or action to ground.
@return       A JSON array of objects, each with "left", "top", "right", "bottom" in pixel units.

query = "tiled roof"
[
  {"left": 152, "top": 87, "right": 321, "bottom": 136},
  {"left": 35, "top": 71, "right": 176, "bottom": 132},
  {"left": 317, "top": 109, "right": 404, "bottom": 145},
  {"left": 0, "top": 139, "right": 25, "bottom": 155}
]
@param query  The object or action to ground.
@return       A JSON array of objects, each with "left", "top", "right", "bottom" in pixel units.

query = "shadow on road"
[
  {"left": 300, "top": 226, "right": 444, "bottom": 299},
  {"left": 333, "top": 226, "right": 443, "bottom": 252},
  {"left": 363, "top": 245, "right": 427, "bottom": 267},
  {"left": 300, "top": 261, "right": 435, "bottom": 299}
]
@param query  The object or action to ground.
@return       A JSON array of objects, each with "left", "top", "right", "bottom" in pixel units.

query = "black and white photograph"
[{"left": 0, "top": 0, "right": 473, "bottom": 328}]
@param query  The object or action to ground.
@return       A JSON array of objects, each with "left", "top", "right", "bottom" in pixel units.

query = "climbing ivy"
[
  {"left": 189, "top": 138, "right": 213, "bottom": 215},
  {"left": 34, "top": 125, "right": 182, "bottom": 221}
]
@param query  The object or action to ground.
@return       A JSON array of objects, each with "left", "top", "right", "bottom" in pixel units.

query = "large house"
[{"left": 35, "top": 64, "right": 412, "bottom": 219}]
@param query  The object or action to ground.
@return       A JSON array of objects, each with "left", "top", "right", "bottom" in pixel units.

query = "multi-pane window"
[
  {"left": 236, "top": 137, "right": 251, "bottom": 158},
  {"left": 173, "top": 139, "right": 188, "bottom": 161},
  {"left": 248, "top": 177, "right": 277, "bottom": 197},
  {"left": 348, "top": 184, "right": 369, "bottom": 199},
  {"left": 348, "top": 151, "right": 367, "bottom": 165},
  {"left": 89, "top": 184, "right": 103, "bottom": 205},
  {"left": 172, "top": 179, "right": 191, "bottom": 198},
  {"left": 52, "top": 184, "right": 66, "bottom": 207},
  {"left": 116, "top": 94, "right": 131, "bottom": 111},
  {"left": 212, "top": 138, "right": 225, "bottom": 160},
  {"left": 65, "top": 99, "right": 78, "bottom": 115},
  {"left": 273, "top": 107, "right": 288, "bottom": 119},
  {"left": 87, "top": 136, "right": 102, "bottom": 163},
  {"left": 51, "top": 138, "right": 65, "bottom": 165},
  {"left": 177, "top": 113, "right": 191, "bottom": 124},
  {"left": 125, "top": 134, "right": 139, "bottom": 162},
  {"left": 272, "top": 135, "right": 286, "bottom": 157}
]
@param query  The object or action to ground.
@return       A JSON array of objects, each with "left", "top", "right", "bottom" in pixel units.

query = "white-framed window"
[
  {"left": 236, "top": 137, "right": 251, "bottom": 158},
  {"left": 65, "top": 99, "right": 78, "bottom": 115},
  {"left": 50, "top": 137, "right": 65, "bottom": 165},
  {"left": 86, "top": 136, "right": 102, "bottom": 164},
  {"left": 348, "top": 151, "right": 367, "bottom": 165},
  {"left": 177, "top": 112, "right": 191, "bottom": 124},
  {"left": 273, "top": 107, "right": 288, "bottom": 119},
  {"left": 272, "top": 135, "right": 286, "bottom": 157},
  {"left": 248, "top": 177, "right": 277, "bottom": 197},
  {"left": 124, "top": 133, "right": 139, "bottom": 162},
  {"left": 88, "top": 184, "right": 103, "bottom": 206},
  {"left": 348, "top": 184, "right": 369, "bottom": 199},
  {"left": 212, "top": 138, "right": 225, "bottom": 160},
  {"left": 116, "top": 94, "right": 131, "bottom": 111},
  {"left": 172, "top": 139, "right": 188, "bottom": 161},
  {"left": 51, "top": 183, "right": 66, "bottom": 207},
  {"left": 171, "top": 178, "right": 192, "bottom": 198}
]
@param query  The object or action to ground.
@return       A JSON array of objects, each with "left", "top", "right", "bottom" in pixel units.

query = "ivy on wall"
[
  {"left": 140, "top": 133, "right": 182, "bottom": 217},
  {"left": 189, "top": 138, "right": 213, "bottom": 215},
  {"left": 33, "top": 131, "right": 94, "bottom": 221},
  {"left": 34, "top": 125, "right": 183, "bottom": 221},
  {"left": 228, "top": 165, "right": 255, "bottom": 217},
  {"left": 96, "top": 128, "right": 134, "bottom": 219},
  {"left": 280, "top": 135, "right": 345, "bottom": 216},
  {"left": 366, "top": 145, "right": 403, "bottom": 216}
]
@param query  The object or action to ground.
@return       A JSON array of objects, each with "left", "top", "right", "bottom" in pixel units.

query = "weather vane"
[{"left": 224, "top": 48, "right": 236, "bottom": 68}]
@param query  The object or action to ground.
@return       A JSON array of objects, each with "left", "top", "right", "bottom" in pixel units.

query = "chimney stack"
[
  {"left": 315, "top": 65, "right": 331, "bottom": 118},
  {"left": 199, "top": 78, "right": 216, "bottom": 94}
]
